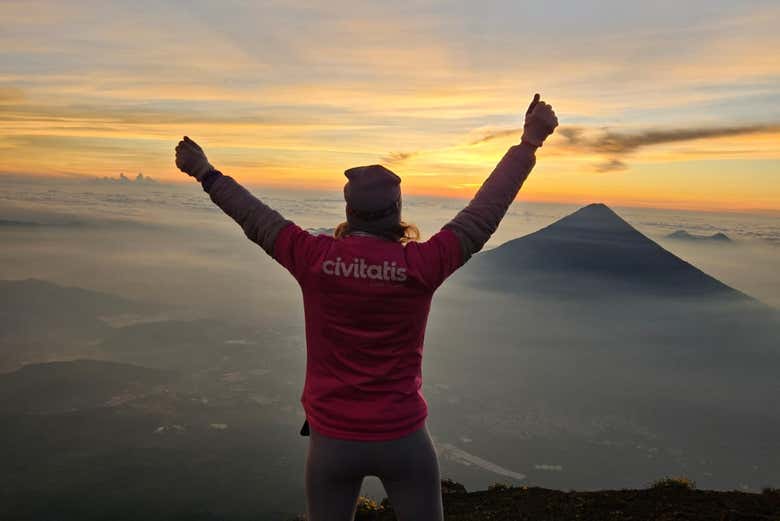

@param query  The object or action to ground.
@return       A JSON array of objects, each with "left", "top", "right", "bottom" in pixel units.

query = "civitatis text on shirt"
[{"left": 322, "top": 257, "right": 407, "bottom": 282}]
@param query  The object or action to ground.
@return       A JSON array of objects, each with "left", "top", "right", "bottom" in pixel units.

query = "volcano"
[
  {"left": 441, "top": 203, "right": 778, "bottom": 372},
  {"left": 453, "top": 203, "right": 747, "bottom": 300}
]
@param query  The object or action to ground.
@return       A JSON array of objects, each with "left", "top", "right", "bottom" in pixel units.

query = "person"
[{"left": 175, "top": 94, "right": 558, "bottom": 521}]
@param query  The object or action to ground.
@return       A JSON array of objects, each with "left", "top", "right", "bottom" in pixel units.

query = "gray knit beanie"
[{"left": 343, "top": 164, "right": 402, "bottom": 234}]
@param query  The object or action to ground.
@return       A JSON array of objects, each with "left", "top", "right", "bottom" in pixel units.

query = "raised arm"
[
  {"left": 175, "top": 136, "right": 292, "bottom": 256},
  {"left": 443, "top": 94, "right": 558, "bottom": 264}
]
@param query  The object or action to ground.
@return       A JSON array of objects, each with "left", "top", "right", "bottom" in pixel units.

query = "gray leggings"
[{"left": 305, "top": 422, "right": 444, "bottom": 521}]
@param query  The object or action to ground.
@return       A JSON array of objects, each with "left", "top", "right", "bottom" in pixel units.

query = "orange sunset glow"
[{"left": 1, "top": 1, "right": 779, "bottom": 211}]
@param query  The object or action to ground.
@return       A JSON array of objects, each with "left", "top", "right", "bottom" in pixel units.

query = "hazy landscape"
[
  {"left": 1, "top": 175, "right": 778, "bottom": 520},
  {"left": 2, "top": 0, "right": 779, "bottom": 518}
]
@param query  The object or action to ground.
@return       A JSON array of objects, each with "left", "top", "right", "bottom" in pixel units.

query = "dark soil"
[{"left": 352, "top": 484, "right": 780, "bottom": 521}]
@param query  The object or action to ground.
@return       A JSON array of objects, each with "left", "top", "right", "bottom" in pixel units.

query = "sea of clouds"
[{"left": 1, "top": 174, "right": 778, "bottom": 308}]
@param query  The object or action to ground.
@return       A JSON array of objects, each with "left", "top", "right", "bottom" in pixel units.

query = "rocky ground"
[{"left": 299, "top": 480, "right": 780, "bottom": 521}]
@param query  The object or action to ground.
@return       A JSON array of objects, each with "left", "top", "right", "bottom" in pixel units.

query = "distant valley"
[{"left": 1, "top": 204, "right": 778, "bottom": 520}]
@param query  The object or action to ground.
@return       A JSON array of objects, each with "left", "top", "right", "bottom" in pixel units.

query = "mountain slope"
[
  {"left": 667, "top": 230, "right": 732, "bottom": 242},
  {"left": 0, "top": 359, "right": 170, "bottom": 414},
  {"left": 453, "top": 203, "right": 747, "bottom": 300},
  {"left": 0, "top": 279, "right": 151, "bottom": 371}
]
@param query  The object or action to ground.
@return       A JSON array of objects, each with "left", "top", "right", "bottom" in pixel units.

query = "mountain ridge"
[
  {"left": 455, "top": 203, "right": 752, "bottom": 301},
  {"left": 667, "top": 230, "right": 732, "bottom": 242}
]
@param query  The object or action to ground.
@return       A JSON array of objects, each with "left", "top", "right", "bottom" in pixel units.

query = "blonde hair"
[{"left": 334, "top": 221, "right": 420, "bottom": 245}]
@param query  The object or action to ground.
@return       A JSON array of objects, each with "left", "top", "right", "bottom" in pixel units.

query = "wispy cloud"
[
  {"left": 558, "top": 124, "right": 780, "bottom": 173},
  {"left": 382, "top": 151, "right": 418, "bottom": 164},
  {"left": 468, "top": 128, "right": 521, "bottom": 146},
  {"left": 594, "top": 159, "right": 628, "bottom": 173},
  {"left": 471, "top": 124, "right": 780, "bottom": 153},
  {"left": 561, "top": 124, "right": 780, "bottom": 155},
  {"left": 0, "top": 87, "right": 24, "bottom": 104},
  {"left": 467, "top": 123, "right": 780, "bottom": 173}
]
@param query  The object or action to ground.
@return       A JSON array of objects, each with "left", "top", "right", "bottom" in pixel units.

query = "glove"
[
  {"left": 175, "top": 136, "right": 214, "bottom": 181},
  {"left": 521, "top": 94, "right": 558, "bottom": 148}
]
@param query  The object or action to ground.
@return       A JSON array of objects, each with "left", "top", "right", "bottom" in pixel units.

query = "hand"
[
  {"left": 521, "top": 94, "right": 558, "bottom": 148},
  {"left": 175, "top": 136, "right": 214, "bottom": 181}
]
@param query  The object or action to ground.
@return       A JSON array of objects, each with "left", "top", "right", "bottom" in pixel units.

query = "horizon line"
[{"left": 1, "top": 171, "right": 778, "bottom": 216}]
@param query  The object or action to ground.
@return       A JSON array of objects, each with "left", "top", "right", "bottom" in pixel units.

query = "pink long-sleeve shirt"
[
  {"left": 272, "top": 224, "right": 462, "bottom": 440},
  {"left": 202, "top": 143, "right": 537, "bottom": 440}
]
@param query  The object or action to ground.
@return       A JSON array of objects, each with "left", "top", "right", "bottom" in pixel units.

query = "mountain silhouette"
[
  {"left": 0, "top": 278, "right": 148, "bottom": 371},
  {"left": 455, "top": 203, "right": 747, "bottom": 299},
  {"left": 0, "top": 278, "right": 140, "bottom": 318},
  {"left": 0, "top": 359, "right": 169, "bottom": 414},
  {"left": 440, "top": 202, "right": 779, "bottom": 388},
  {"left": 666, "top": 230, "right": 732, "bottom": 242}
]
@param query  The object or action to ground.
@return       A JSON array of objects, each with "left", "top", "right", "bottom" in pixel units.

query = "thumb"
[
  {"left": 525, "top": 93, "right": 540, "bottom": 117},
  {"left": 184, "top": 136, "right": 203, "bottom": 152}
]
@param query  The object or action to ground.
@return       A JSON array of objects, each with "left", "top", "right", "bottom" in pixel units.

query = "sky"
[{"left": 1, "top": 0, "right": 779, "bottom": 211}]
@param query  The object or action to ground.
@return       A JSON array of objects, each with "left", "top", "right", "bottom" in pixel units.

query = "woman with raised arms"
[{"left": 175, "top": 94, "right": 558, "bottom": 521}]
